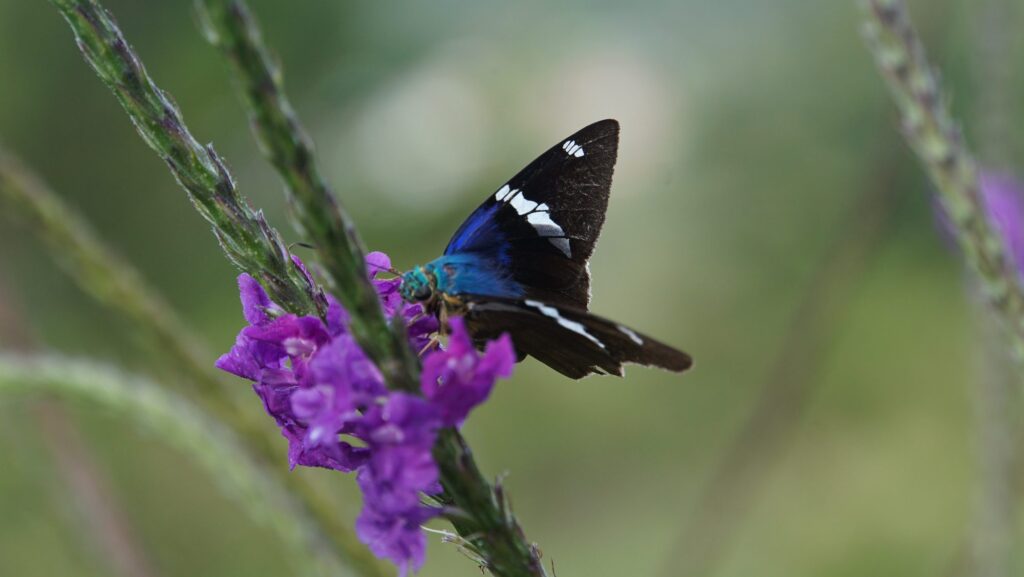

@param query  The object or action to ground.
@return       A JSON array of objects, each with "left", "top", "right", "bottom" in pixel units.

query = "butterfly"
[{"left": 397, "top": 119, "right": 692, "bottom": 379}]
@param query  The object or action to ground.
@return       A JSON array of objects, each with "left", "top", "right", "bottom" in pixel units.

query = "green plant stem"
[
  {"left": 192, "top": 2, "right": 548, "bottom": 575},
  {"left": 434, "top": 429, "right": 548, "bottom": 577},
  {"left": 49, "top": 0, "right": 320, "bottom": 317},
  {"left": 0, "top": 148, "right": 390, "bottom": 577},
  {"left": 0, "top": 354, "right": 338, "bottom": 577},
  {"left": 861, "top": 0, "right": 1024, "bottom": 360},
  {"left": 664, "top": 145, "right": 898, "bottom": 577},
  {"left": 967, "top": 2, "right": 1020, "bottom": 576},
  {"left": 195, "top": 0, "right": 418, "bottom": 392},
  {"left": 0, "top": 274, "right": 160, "bottom": 577}
]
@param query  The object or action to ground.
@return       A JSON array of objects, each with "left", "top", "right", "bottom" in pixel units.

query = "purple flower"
[
  {"left": 239, "top": 273, "right": 282, "bottom": 326},
  {"left": 936, "top": 171, "right": 1024, "bottom": 279},
  {"left": 422, "top": 317, "right": 514, "bottom": 427},
  {"left": 367, "top": 251, "right": 439, "bottom": 352},
  {"left": 356, "top": 503, "right": 435, "bottom": 577},
  {"left": 981, "top": 172, "right": 1024, "bottom": 276},
  {"left": 217, "top": 252, "right": 516, "bottom": 574}
]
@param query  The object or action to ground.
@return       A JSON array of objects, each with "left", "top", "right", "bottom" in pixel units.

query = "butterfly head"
[{"left": 399, "top": 266, "right": 437, "bottom": 305}]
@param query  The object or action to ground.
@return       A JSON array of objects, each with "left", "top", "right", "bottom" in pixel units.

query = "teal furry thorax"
[
  {"left": 399, "top": 266, "right": 436, "bottom": 304},
  {"left": 398, "top": 255, "right": 524, "bottom": 307}
]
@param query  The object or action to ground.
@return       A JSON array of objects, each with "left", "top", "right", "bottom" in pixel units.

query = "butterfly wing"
[
  {"left": 461, "top": 297, "right": 693, "bottom": 379},
  {"left": 443, "top": 119, "right": 619, "bottom": 309}
]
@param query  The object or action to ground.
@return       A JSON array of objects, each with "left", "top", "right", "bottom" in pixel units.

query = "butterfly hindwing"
[
  {"left": 462, "top": 297, "right": 693, "bottom": 379},
  {"left": 444, "top": 119, "right": 619, "bottom": 309}
]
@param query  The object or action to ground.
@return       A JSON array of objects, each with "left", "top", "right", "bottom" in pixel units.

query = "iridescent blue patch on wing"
[
  {"left": 426, "top": 253, "right": 523, "bottom": 299},
  {"left": 444, "top": 203, "right": 505, "bottom": 258}
]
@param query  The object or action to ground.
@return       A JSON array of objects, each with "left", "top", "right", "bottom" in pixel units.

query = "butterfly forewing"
[
  {"left": 444, "top": 119, "right": 619, "bottom": 309},
  {"left": 463, "top": 297, "right": 693, "bottom": 379}
]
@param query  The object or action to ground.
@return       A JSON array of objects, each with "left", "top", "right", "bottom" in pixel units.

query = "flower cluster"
[{"left": 217, "top": 252, "right": 515, "bottom": 574}]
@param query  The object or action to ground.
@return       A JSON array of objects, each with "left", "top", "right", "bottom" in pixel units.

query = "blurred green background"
[{"left": 0, "top": 0, "right": 1020, "bottom": 576}]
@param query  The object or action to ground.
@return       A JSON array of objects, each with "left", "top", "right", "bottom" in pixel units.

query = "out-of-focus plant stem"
[
  {"left": 0, "top": 148, "right": 230, "bottom": 415},
  {"left": 665, "top": 140, "right": 899, "bottom": 577},
  {"left": 0, "top": 354, "right": 339, "bottom": 577},
  {"left": 864, "top": 5, "right": 1024, "bottom": 576},
  {"left": 0, "top": 149, "right": 389, "bottom": 577},
  {"left": 194, "top": 2, "right": 549, "bottom": 576},
  {"left": 35, "top": 403, "right": 163, "bottom": 577},
  {"left": 967, "top": 1, "right": 1020, "bottom": 576},
  {"left": 861, "top": 0, "right": 1024, "bottom": 360},
  {"left": 0, "top": 274, "right": 160, "bottom": 577}
]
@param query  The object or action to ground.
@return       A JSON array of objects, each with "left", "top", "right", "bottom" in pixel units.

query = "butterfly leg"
[{"left": 418, "top": 335, "right": 442, "bottom": 356}]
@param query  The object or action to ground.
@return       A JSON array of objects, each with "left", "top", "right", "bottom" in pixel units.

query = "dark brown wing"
[{"left": 462, "top": 297, "right": 692, "bottom": 379}]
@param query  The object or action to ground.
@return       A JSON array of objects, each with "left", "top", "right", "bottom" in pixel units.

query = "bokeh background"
[{"left": 1, "top": 1, "right": 1021, "bottom": 576}]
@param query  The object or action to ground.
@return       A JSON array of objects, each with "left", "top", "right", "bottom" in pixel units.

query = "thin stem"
[
  {"left": 192, "top": 2, "right": 548, "bottom": 575},
  {"left": 0, "top": 354, "right": 339, "bottom": 577},
  {"left": 0, "top": 272, "right": 160, "bottom": 577},
  {"left": 966, "top": 291, "right": 1019, "bottom": 577},
  {"left": 664, "top": 145, "right": 898, "bottom": 577},
  {"left": 861, "top": 0, "right": 1024, "bottom": 360},
  {"left": 195, "top": 0, "right": 418, "bottom": 392},
  {"left": 433, "top": 429, "right": 549, "bottom": 577},
  {"left": 49, "top": 0, "right": 320, "bottom": 317},
  {"left": 36, "top": 402, "right": 163, "bottom": 577},
  {"left": 0, "top": 148, "right": 390, "bottom": 577},
  {"left": 966, "top": 1, "right": 1021, "bottom": 575}
]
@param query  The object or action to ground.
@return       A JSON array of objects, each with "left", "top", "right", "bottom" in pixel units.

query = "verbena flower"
[
  {"left": 935, "top": 171, "right": 1024, "bottom": 280},
  {"left": 979, "top": 172, "right": 1024, "bottom": 276},
  {"left": 422, "top": 316, "right": 514, "bottom": 427},
  {"left": 217, "top": 252, "right": 513, "bottom": 575}
]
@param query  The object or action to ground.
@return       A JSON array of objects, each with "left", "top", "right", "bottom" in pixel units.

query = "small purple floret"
[
  {"left": 980, "top": 172, "right": 1024, "bottom": 277},
  {"left": 422, "top": 317, "right": 514, "bottom": 427},
  {"left": 937, "top": 171, "right": 1024, "bottom": 279},
  {"left": 216, "top": 252, "right": 514, "bottom": 574}
]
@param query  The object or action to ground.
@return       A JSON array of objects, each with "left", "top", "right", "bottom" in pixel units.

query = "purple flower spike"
[
  {"left": 218, "top": 253, "right": 516, "bottom": 574},
  {"left": 981, "top": 171, "right": 1024, "bottom": 277},
  {"left": 422, "top": 317, "right": 515, "bottom": 427}
]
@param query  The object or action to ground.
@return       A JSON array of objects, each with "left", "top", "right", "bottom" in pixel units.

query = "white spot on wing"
[
  {"left": 548, "top": 236, "right": 572, "bottom": 257},
  {"left": 525, "top": 299, "right": 605, "bottom": 349},
  {"left": 509, "top": 194, "right": 538, "bottom": 215},
  {"left": 498, "top": 190, "right": 572, "bottom": 257},
  {"left": 585, "top": 262, "right": 592, "bottom": 301},
  {"left": 494, "top": 184, "right": 514, "bottom": 201},
  {"left": 618, "top": 325, "right": 643, "bottom": 346},
  {"left": 525, "top": 211, "right": 561, "bottom": 235},
  {"left": 561, "top": 139, "right": 585, "bottom": 157}
]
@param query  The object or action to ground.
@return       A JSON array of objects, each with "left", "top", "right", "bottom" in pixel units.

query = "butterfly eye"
[{"left": 413, "top": 284, "right": 432, "bottom": 301}]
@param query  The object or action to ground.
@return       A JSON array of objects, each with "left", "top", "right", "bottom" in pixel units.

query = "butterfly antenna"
[
  {"left": 366, "top": 260, "right": 402, "bottom": 277},
  {"left": 289, "top": 241, "right": 316, "bottom": 251}
]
